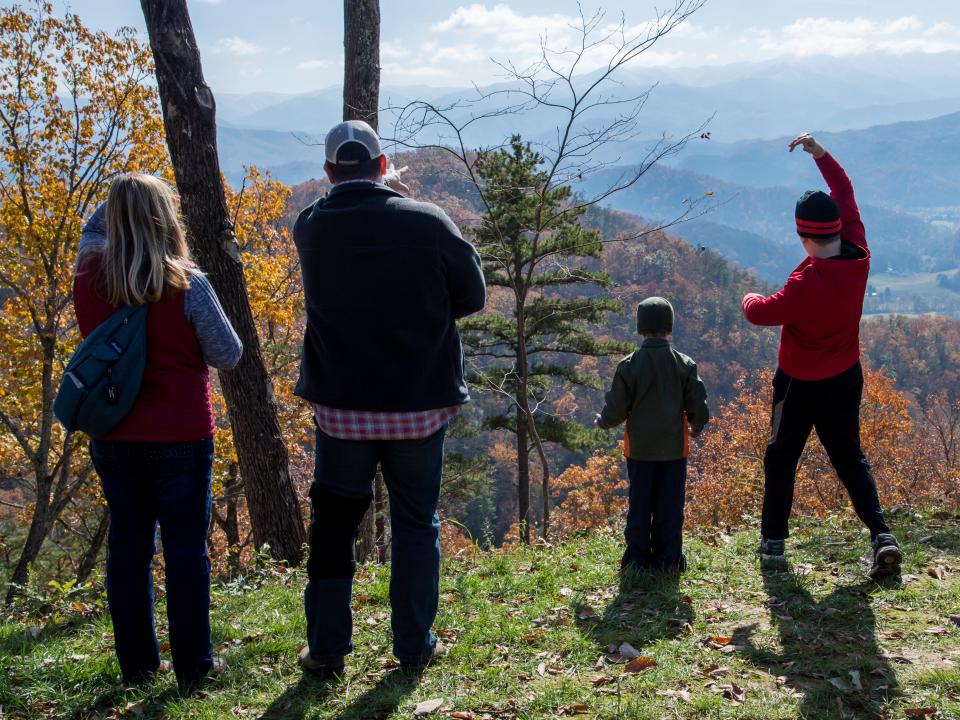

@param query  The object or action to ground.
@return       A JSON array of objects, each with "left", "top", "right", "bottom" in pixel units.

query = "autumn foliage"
[{"left": 548, "top": 362, "right": 960, "bottom": 541}]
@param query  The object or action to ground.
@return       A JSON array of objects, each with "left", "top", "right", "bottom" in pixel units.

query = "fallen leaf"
[
  {"left": 656, "top": 688, "right": 691, "bottom": 703},
  {"left": 904, "top": 709, "right": 939, "bottom": 719},
  {"left": 624, "top": 657, "right": 657, "bottom": 674},
  {"left": 849, "top": 670, "right": 863, "bottom": 691},
  {"left": 559, "top": 587, "right": 573, "bottom": 597},
  {"left": 577, "top": 606, "right": 597, "bottom": 620},
  {"left": 536, "top": 663, "right": 547, "bottom": 677},
  {"left": 558, "top": 704, "right": 590, "bottom": 715},
  {"left": 449, "top": 713, "right": 475, "bottom": 720},
  {"left": 705, "top": 636, "right": 735, "bottom": 647},
  {"left": 592, "top": 674, "right": 615, "bottom": 687},
  {"left": 124, "top": 702, "right": 145, "bottom": 717},
  {"left": 69, "top": 654, "right": 89, "bottom": 661},
  {"left": 414, "top": 699, "right": 446, "bottom": 716},
  {"left": 926, "top": 626, "right": 950, "bottom": 636},
  {"left": 928, "top": 566, "right": 947, "bottom": 580},
  {"left": 829, "top": 677, "right": 851, "bottom": 693},
  {"left": 703, "top": 665, "right": 730, "bottom": 678}
]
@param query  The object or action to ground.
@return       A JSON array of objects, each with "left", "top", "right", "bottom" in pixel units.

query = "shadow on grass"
[
  {"left": 575, "top": 569, "right": 694, "bottom": 654},
  {"left": 734, "top": 563, "right": 899, "bottom": 720},
  {"left": 258, "top": 669, "right": 420, "bottom": 720}
]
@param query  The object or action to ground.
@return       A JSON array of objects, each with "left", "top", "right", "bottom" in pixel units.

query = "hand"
[
  {"left": 788, "top": 133, "right": 825, "bottom": 159},
  {"left": 383, "top": 163, "right": 411, "bottom": 195},
  {"left": 790, "top": 133, "right": 827, "bottom": 160}
]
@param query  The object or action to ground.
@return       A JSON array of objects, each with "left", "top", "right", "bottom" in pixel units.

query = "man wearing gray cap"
[{"left": 292, "top": 120, "right": 486, "bottom": 677}]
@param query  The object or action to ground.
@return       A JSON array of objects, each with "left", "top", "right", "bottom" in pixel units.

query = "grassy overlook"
[{"left": 3, "top": 512, "right": 960, "bottom": 720}]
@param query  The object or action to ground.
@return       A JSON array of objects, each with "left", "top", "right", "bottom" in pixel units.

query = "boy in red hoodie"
[{"left": 742, "top": 132, "right": 902, "bottom": 580}]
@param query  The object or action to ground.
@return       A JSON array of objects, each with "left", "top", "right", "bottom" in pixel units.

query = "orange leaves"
[
  {"left": 551, "top": 452, "right": 627, "bottom": 537},
  {"left": 687, "top": 363, "right": 960, "bottom": 530},
  {"left": 624, "top": 656, "right": 657, "bottom": 674}
]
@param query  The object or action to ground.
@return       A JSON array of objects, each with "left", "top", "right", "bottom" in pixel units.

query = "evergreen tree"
[{"left": 461, "top": 136, "right": 632, "bottom": 542}]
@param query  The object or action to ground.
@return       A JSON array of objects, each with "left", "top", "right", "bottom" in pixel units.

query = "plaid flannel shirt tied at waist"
[{"left": 312, "top": 404, "right": 459, "bottom": 441}]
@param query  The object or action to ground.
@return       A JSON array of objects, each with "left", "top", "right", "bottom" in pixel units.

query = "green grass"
[{"left": 3, "top": 512, "right": 960, "bottom": 719}]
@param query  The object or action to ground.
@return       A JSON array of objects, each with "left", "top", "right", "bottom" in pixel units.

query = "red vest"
[{"left": 73, "top": 256, "right": 215, "bottom": 441}]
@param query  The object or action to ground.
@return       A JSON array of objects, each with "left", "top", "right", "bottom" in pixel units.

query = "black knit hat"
[
  {"left": 795, "top": 190, "right": 841, "bottom": 239},
  {"left": 636, "top": 297, "right": 674, "bottom": 334}
]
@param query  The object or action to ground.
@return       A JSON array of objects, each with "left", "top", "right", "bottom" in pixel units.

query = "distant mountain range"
[{"left": 213, "top": 51, "right": 960, "bottom": 283}]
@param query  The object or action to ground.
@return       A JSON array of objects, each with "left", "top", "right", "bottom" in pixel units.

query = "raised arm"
[
  {"left": 184, "top": 273, "right": 244, "bottom": 369},
  {"left": 789, "top": 133, "right": 866, "bottom": 252},
  {"left": 76, "top": 202, "right": 107, "bottom": 267}
]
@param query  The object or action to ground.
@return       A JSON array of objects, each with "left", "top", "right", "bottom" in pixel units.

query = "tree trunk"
[
  {"left": 139, "top": 0, "right": 306, "bottom": 565},
  {"left": 374, "top": 476, "right": 388, "bottom": 563},
  {"left": 516, "top": 406, "right": 531, "bottom": 544},
  {"left": 5, "top": 489, "right": 51, "bottom": 603},
  {"left": 76, "top": 508, "right": 109, "bottom": 585},
  {"left": 343, "top": 0, "right": 381, "bottom": 129},
  {"left": 343, "top": 0, "right": 384, "bottom": 562}
]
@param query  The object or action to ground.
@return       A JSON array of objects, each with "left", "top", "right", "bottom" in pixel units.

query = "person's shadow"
[
  {"left": 734, "top": 563, "right": 898, "bottom": 719},
  {"left": 258, "top": 668, "right": 420, "bottom": 720},
  {"left": 575, "top": 570, "right": 694, "bottom": 663}
]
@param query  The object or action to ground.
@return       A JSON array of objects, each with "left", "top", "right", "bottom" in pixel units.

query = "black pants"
[
  {"left": 761, "top": 362, "right": 890, "bottom": 541},
  {"left": 624, "top": 458, "right": 687, "bottom": 570}
]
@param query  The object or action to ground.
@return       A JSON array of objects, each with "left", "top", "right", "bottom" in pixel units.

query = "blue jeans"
[
  {"left": 90, "top": 438, "right": 214, "bottom": 689},
  {"left": 305, "top": 425, "right": 445, "bottom": 665},
  {"left": 624, "top": 458, "right": 687, "bottom": 571}
]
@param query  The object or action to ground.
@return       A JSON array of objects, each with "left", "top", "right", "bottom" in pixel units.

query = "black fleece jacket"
[{"left": 293, "top": 181, "right": 486, "bottom": 411}]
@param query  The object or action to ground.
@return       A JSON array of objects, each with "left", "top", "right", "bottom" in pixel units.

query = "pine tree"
[{"left": 461, "top": 136, "right": 632, "bottom": 542}]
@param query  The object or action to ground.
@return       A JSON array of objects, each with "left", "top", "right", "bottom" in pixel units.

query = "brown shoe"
[
  {"left": 298, "top": 646, "right": 345, "bottom": 679},
  {"left": 400, "top": 641, "right": 447, "bottom": 672}
]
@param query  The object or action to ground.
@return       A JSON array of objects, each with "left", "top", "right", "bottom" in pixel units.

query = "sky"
[{"left": 20, "top": 0, "right": 960, "bottom": 94}]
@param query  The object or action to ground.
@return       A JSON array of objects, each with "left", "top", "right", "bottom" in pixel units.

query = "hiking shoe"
[
  {"left": 758, "top": 537, "right": 786, "bottom": 562},
  {"left": 298, "top": 646, "right": 345, "bottom": 679},
  {"left": 400, "top": 641, "right": 447, "bottom": 672},
  {"left": 870, "top": 533, "right": 902, "bottom": 579}
]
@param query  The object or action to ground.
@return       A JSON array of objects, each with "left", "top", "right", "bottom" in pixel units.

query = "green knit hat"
[{"left": 636, "top": 296, "right": 674, "bottom": 334}]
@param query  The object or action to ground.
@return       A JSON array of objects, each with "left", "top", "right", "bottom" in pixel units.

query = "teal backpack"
[{"left": 54, "top": 305, "right": 148, "bottom": 436}]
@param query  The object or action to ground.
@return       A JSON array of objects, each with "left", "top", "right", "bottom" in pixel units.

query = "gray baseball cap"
[{"left": 324, "top": 120, "right": 382, "bottom": 166}]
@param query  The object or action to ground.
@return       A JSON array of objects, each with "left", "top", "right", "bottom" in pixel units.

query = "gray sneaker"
[
  {"left": 758, "top": 537, "right": 786, "bottom": 562},
  {"left": 870, "top": 533, "right": 902, "bottom": 579}
]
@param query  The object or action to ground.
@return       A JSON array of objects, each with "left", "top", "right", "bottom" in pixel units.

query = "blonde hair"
[{"left": 99, "top": 173, "right": 195, "bottom": 306}]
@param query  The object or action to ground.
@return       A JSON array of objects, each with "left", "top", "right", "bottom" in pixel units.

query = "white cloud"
[
  {"left": 758, "top": 16, "right": 960, "bottom": 58},
  {"left": 298, "top": 59, "right": 335, "bottom": 71},
  {"left": 381, "top": 41, "right": 411, "bottom": 61},
  {"left": 212, "top": 36, "right": 263, "bottom": 57}
]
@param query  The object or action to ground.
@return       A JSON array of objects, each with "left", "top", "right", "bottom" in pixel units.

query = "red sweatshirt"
[
  {"left": 741, "top": 153, "right": 868, "bottom": 381},
  {"left": 73, "top": 255, "right": 215, "bottom": 442}
]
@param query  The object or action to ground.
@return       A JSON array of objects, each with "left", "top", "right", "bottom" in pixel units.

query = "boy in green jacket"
[{"left": 596, "top": 297, "right": 709, "bottom": 573}]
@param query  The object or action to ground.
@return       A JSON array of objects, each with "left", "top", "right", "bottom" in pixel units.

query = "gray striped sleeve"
[
  {"left": 184, "top": 272, "right": 244, "bottom": 369},
  {"left": 76, "top": 202, "right": 107, "bottom": 268}
]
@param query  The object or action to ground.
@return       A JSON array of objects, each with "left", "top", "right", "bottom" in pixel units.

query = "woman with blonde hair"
[{"left": 74, "top": 173, "right": 242, "bottom": 691}]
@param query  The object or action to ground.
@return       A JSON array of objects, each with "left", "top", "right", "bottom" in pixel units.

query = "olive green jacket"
[{"left": 598, "top": 338, "right": 709, "bottom": 461}]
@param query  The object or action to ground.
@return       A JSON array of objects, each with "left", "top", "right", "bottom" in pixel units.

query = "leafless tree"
[{"left": 384, "top": 1, "right": 714, "bottom": 540}]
